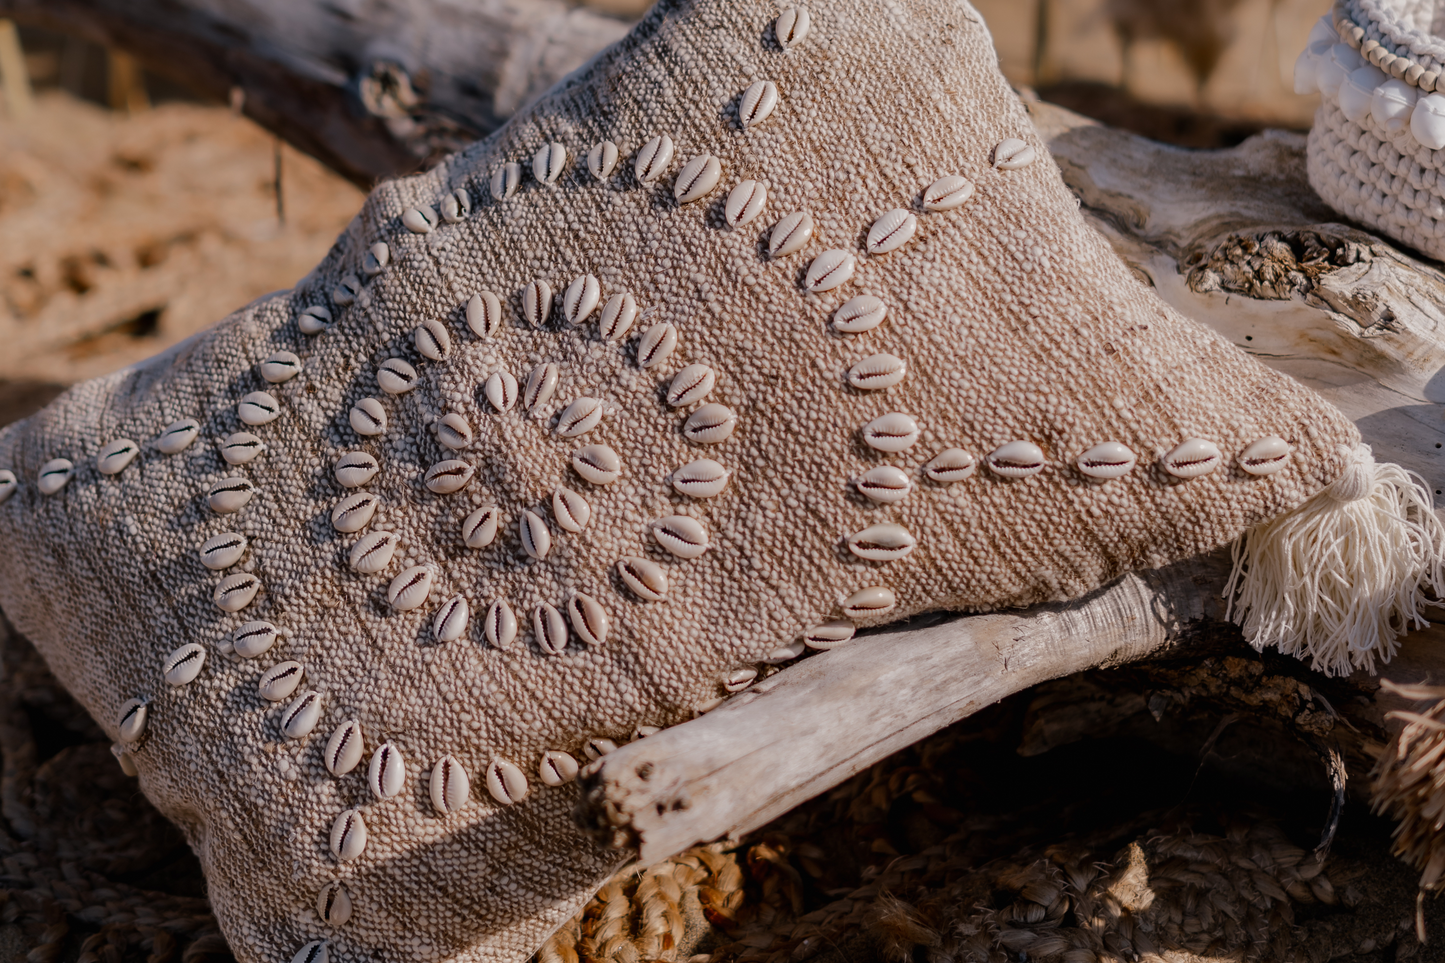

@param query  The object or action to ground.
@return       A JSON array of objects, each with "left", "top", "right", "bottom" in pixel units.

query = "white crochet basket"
[{"left": 1299, "top": 2, "right": 1445, "bottom": 259}]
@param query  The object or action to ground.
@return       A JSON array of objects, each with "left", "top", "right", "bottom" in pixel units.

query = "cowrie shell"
[
  {"left": 424, "top": 459, "right": 474, "bottom": 494},
  {"left": 522, "top": 280, "right": 553, "bottom": 327},
  {"left": 368, "top": 743, "right": 406, "bottom": 798},
  {"left": 414, "top": 319, "right": 451, "bottom": 361},
  {"left": 238, "top": 391, "right": 280, "bottom": 425},
  {"left": 533, "top": 602, "right": 569, "bottom": 655},
  {"left": 635, "top": 134, "right": 674, "bottom": 184},
  {"left": 804, "top": 620, "right": 856, "bottom": 650},
  {"left": 866, "top": 209, "right": 917, "bottom": 255},
  {"left": 653, "top": 515, "right": 709, "bottom": 559},
  {"left": 599, "top": 292, "right": 638, "bottom": 341},
  {"left": 739, "top": 80, "right": 778, "bottom": 127},
  {"left": 1077, "top": 442, "right": 1136, "bottom": 480},
  {"left": 667, "top": 364, "right": 716, "bottom": 407},
  {"left": 486, "top": 758, "right": 529, "bottom": 804},
  {"left": 219, "top": 432, "right": 265, "bottom": 465},
  {"left": 233, "top": 620, "right": 278, "bottom": 659},
  {"left": 462, "top": 507, "right": 501, "bottom": 548},
  {"left": 539, "top": 751, "right": 579, "bottom": 787},
  {"left": 683, "top": 404, "right": 737, "bottom": 444},
  {"left": 163, "top": 643, "right": 206, "bottom": 686},
  {"left": 485, "top": 371, "right": 519, "bottom": 412},
  {"left": 862, "top": 412, "right": 920, "bottom": 452},
  {"left": 552, "top": 486, "right": 592, "bottom": 533},
  {"left": 520, "top": 510, "right": 551, "bottom": 560},
  {"left": 258, "top": 661, "right": 304, "bottom": 702},
  {"left": 856, "top": 465, "right": 912, "bottom": 503},
  {"left": 564, "top": 275, "right": 601, "bottom": 325},
  {"left": 292, "top": 937, "right": 330, "bottom": 963},
  {"left": 282, "top": 690, "right": 323, "bottom": 740},
  {"left": 490, "top": 162, "right": 522, "bottom": 200},
  {"left": 637, "top": 322, "right": 678, "bottom": 368},
  {"left": 1163, "top": 438, "right": 1222, "bottom": 478},
  {"left": 377, "top": 358, "right": 418, "bottom": 395},
  {"left": 96, "top": 438, "right": 140, "bottom": 475},
  {"left": 533, "top": 142, "right": 567, "bottom": 184},
  {"left": 764, "top": 640, "right": 806, "bottom": 663},
  {"left": 466, "top": 291, "right": 504, "bottom": 338},
  {"left": 672, "top": 458, "right": 730, "bottom": 497},
  {"left": 431, "top": 755, "right": 470, "bottom": 814},
  {"left": 333, "top": 275, "right": 362, "bottom": 307},
  {"left": 987, "top": 441, "right": 1046, "bottom": 478},
  {"left": 433, "top": 595, "right": 470, "bottom": 642},
  {"left": 723, "top": 668, "right": 757, "bottom": 692},
  {"left": 588, "top": 141, "right": 619, "bottom": 180},
  {"left": 330, "top": 810, "right": 367, "bottom": 861},
  {"left": 207, "top": 476, "right": 256, "bottom": 514},
  {"left": 485, "top": 599, "right": 517, "bottom": 649},
  {"left": 805, "top": 250, "right": 856, "bottom": 293},
  {"left": 259, "top": 351, "right": 301, "bottom": 384},
  {"left": 214, "top": 572, "right": 260, "bottom": 612},
  {"left": 1239, "top": 436, "right": 1292, "bottom": 475},
  {"left": 349, "top": 397, "right": 387, "bottom": 436},
  {"left": 324, "top": 720, "right": 364, "bottom": 776},
  {"left": 922, "top": 174, "right": 974, "bottom": 212},
  {"left": 318, "top": 882, "right": 353, "bottom": 927},
  {"left": 925, "top": 448, "right": 976, "bottom": 483},
  {"left": 402, "top": 206, "right": 436, "bottom": 233},
  {"left": 349, "top": 531, "right": 399, "bottom": 574},
  {"left": 572, "top": 445, "right": 622, "bottom": 485},
  {"left": 387, "top": 565, "right": 433, "bottom": 611},
  {"left": 200, "top": 532, "right": 247, "bottom": 570},
  {"left": 363, "top": 241, "right": 389, "bottom": 275},
  {"left": 674, "top": 154, "right": 721, "bottom": 204},
  {"left": 440, "top": 188, "right": 470, "bottom": 222},
  {"left": 437, "top": 412, "right": 473, "bottom": 449},
  {"left": 523, "top": 363, "right": 559, "bottom": 410},
  {"left": 117, "top": 699, "right": 147, "bottom": 743},
  {"left": 155, "top": 418, "right": 200, "bottom": 453},
  {"left": 833, "top": 295, "right": 886, "bottom": 333},
  {"left": 841, "top": 586, "right": 896, "bottom": 619},
  {"left": 298, "top": 304, "right": 332, "bottom": 335},
  {"left": 584, "top": 738, "right": 618, "bottom": 761},
  {"left": 776, "top": 5, "right": 810, "bottom": 47},
  {"left": 847, "top": 523, "right": 916, "bottom": 562},
  {"left": 848, "top": 353, "right": 907, "bottom": 390},
  {"left": 556, "top": 398, "right": 603, "bottom": 437},
  {"left": 992, "top": 137, "right": 1036, "bottom": 170},
  {"left": 331, "top": 491, "right": 380, "bottom": 532},
  {"left": 334, "top": 451, "right": 379, "bottom": 488},
  {"left": 0, "top": 470, "right": 15, "bottom": 503},
  {"left": 37, "top": 458, "right": 72, "bottom": 495},
  {"left": 113, "top": 746, "right": 138, "bottom": 777},
  {"left": 567, "top": 593, "right": 609, "bottom": 646},
  {"left": 769, "top": 211, "right": 814, "bottom": 257},
  {"left": 725, "top": 180, "right": 767, "bottom": 227},
  {"left": 618, "top": 557, "right": 668, "bottom": 601}
]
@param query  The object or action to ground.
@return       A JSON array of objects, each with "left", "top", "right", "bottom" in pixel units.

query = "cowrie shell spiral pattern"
[
  {"left": 522, "top": 281, "right": 553, "bottom": 327},
  {"left": 533, "top": 602, "right": 568, "bottom": 655},
  {"left": 363, "top": 242, "right": 389, "bottom": 275},
  {"left": 847, "top": 523, "right": 916, "bottom": 561},
  {"left": 637, "top": 323, "right": 677, "bottom": 368},
  {"left": 652, "top": 515, "right": 709, "bottom": 559},
  {"left": 292, "top": 940, "right": 329, "bottom": 963},
  {"left": 297, "top": 305, "right": 331, "bottom": 335},
  {"left": 431, "top": 755, "right": 470, "bottom": 815},
  {"left": 377, "top": 359, "right": 418, "bottom": 395},
  {"left": 552, "top": 487, "right": 591, "bottom": 533},
  {"left": 238, "top": 391, "right": 280, "bottom": 426},
  {"left": 588, "top": 141, "right": 618, "bottom": 180},
  {"left": 259, "top": 351, "right": 301, "bottom": 383},
  {"left": 437, "top": 413, "right": 473, "bottom": 450},
  {"left": 992, "top": 137, "right": 1036, "bottom": 170},
  {"left": 674, "top": 154, "right": 721, "bottom": 204},
  {"left": 841, "top": 586, "right": 897, "bottom": 619},
  {"left": 617, "top": 557, "right": 668, "bottom": 601},
  {"left": 349, "top": 531, "right": 398, "bottom": 574},
  {"left": 925, "top": 448, "right": 976, "bottom": 483},
  {"left": 368, "top": 743, "right": 405, "bottom": 799},
  {"left": 987, "top": 441, "right": 1046, "bottom": 478},
  {"left": 462, "top": 507, "right": 501, "bottom": 549},
  {"left": 723, "top": 668, "right": 757, "bottom": 692},
  {"left": 37, "top": 459, "right": 73, "bottom": 495},
  {"left": 520, "top": 510, "right": 551, "bottom": 560},
  {"left": 318, "top": 883, "right": 352, "bottom": 927},
  {"left": 331, "top": 492, "right": 379, "bottom": 533},
  {"left": 564, "top": 275, "right": 601, "bottom": 325},
  {"left": 163, "top": 643, "right": 206, "bottom": 686},
  {"left": 922, "top": 174, "right": 974, "bottom": 212},
  {"left": 1240, "top": 437, "right": 1291, "bottom": 475},
  {"left": 848, "top": 353, "right": 907, "bottom": 390},
  {"left": 804, "top": 620, "right": 856, "bottom": 649},
  {"left": 776, "top": 6, "right": 810, "bottom": 48},
  {"left": 1077, "top": 442, "right": 1136, "bottom": 480},
  {"left": 572, "top": 445, "right": 622, "bottom": 485},
  {"left": 833, "top": 295, "right": 886, "bottom": 333},
  {"left": 539, "top": 751, "right": 579, "bottom": 787},
  {"left": 96, "top": 438, "right": 139, "bottom": 475},
  {"left": 556, "top": 398, "right": 603, "bottom": 437},
  {"left": 862, "top": 413, "right": 920, "bottom": 452},
  {"left": 1163, "top": 439, "right": 1222, "bottom": 478},
  {"left": 524, "top": 363, "right": 558, "bottom": 410},
  {"left": 856, "top": 465, "right": 912, "bottom": 503},
  {"left": 866, "top": 209, "right": 917, "bottom": 254},
  {"left": 466, "top": 292, "right": 503, "bottom": 338},
  {"left": 402, "top": 206, "right": 435, "bottom": 234},
  {"left": 258, "top": 661, "right": 303, "bottom": 702},
  {"left": 485, "top": 599, "right": 517, "bottom": 649},
  {"left": 769, "top": 211, "right": 814, "bottom": 258},
  {"left": 325, "top": 720, "right": 364, "bottom": 776},
  {"left": 117, "top": 699, "right": 147, "bottom": 743},
  {"left": 667, "top": 364, "right": 716, "bottom": 407},
  {"left": 440, "top": 188, "right": 470, "bottom": 222},
  {"left": 415, "top": 319, "right": 451, "bottom": 361},
  {"left": 334, "top": 452, "right": 379, "bottom": 488},
  {"left": 490, "top": 162, "right": 522, "bottom": 200},
  {"left": 804, "top": 250, "right": 856, "bottom": 293},
  {"left": 486, "top": 758, "right": 529, "bottom": 805},
  {"left": 672, "top": 459, "right": 730, "bottom": 497},
  {"left": 208, "top": 477, "right": 256, "bottom": 514},
  {"left": 424, "top": 460, "right": 474, "bottom": 494},
  {"left": 199, "top": 532, "right": 247, "bottom": 570},
  {"left": 282, "top": 691, "right": 323, "bottom": 740},
  {"left": 725, "top": 180, "right": 767, "bottom": 227},
  {"left": 634, "top": 134, "right": 674, "bottom": 184},
  {"left": 567, "top": 593, "right": 609, "bottom": 646},
  {"left": 214, "top": 573, "right": 260, "bottom": 612},
  {"left": 155, "top": 418, "right": 199, "bottom": 453},
  {"left": 433, "top": 595, "right": 470, "bottom": 642},
  {"left": 220, "top": 432, "right": 265, "bottom": 465},
  {"left": 599, "top": 293, "right": 637, "bottom": 341},
  {"left": 485, "top": 372, "right": 519, "bottom": 413},
  {"left": 330, "top": 811, "right": 367, "bottom": 861},
  {"left": 387, "top": 566, "right": 433, "bottom": 611},
  {"left": 533, "top": 142, "right": 566, "bottom": 184},
  {"left": 332, "top": 275, "right": 360, "bottom": 306},
  {"left": 232, "top": 621, "right": 278, "bottom": 659},
  {"left": 683, "top": 404, "right": 737, "bottom": 444},
  {"left": 349, "top": 398, "right": 386, "bottom": 436},
  {"left": 739, "top": 80, "right": 778, "bottom": 127}
]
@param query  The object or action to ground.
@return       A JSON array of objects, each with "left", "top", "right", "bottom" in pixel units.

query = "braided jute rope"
[{"left": 1298, "top": 3, "right": 1445, "bottom": 259}]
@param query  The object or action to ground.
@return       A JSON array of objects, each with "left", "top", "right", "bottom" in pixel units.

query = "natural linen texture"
[{"left": 0, "top": 1, "right": 1357, "bottom": 962}]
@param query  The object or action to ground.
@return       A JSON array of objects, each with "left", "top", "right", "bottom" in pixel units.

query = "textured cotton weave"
[{"left": 0, "top": 1, "right": 1358, "bottom": 963}]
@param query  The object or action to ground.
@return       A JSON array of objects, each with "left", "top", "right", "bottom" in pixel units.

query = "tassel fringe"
[{"left": 1226, "top": 444, "right": 1445, "bottom": 676}]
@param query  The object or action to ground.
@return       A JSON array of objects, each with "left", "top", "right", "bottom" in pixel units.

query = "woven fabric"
[{"left": 0, "top": 1, "right": 1357, "bottom": 962}]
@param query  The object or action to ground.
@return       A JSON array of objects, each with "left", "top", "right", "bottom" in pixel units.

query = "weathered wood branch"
[
  {"left": 579, "top": 100, "right": 1445, "bottom": 867},
  {"left": 0, "top": 0, "right": 630, "bottom": 186}
]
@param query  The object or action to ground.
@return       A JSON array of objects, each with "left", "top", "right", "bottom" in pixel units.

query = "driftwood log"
[
  {"left": 0, "top": 0, "right": 629, "bottom": 186},
  {"left": 579, "top": 101, "right": 1445, "bottom": 866}
]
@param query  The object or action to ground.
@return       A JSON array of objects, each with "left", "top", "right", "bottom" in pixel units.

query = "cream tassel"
[{"left": 1226, "top": 444, "right": 1445, "bottom": 676}]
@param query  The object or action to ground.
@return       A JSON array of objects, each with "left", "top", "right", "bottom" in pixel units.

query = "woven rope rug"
[{"left": 0, "top": 0, "right": 1420, "bottom": 961}]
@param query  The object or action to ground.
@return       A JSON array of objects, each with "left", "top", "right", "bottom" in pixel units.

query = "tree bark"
[{"left": 0, "top": 0, "right": 630, "bottom": 187}]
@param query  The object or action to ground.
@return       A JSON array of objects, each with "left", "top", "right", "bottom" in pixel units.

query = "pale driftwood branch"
[
  {"left": 0, "top": 0, "right": 630, "bottom": 186},
  {"left": 579, "top": 552, "right": 1239, "bottom": 864},
  {"left": 579, "top": 101, "right": 1445, "bottom": 866}
]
